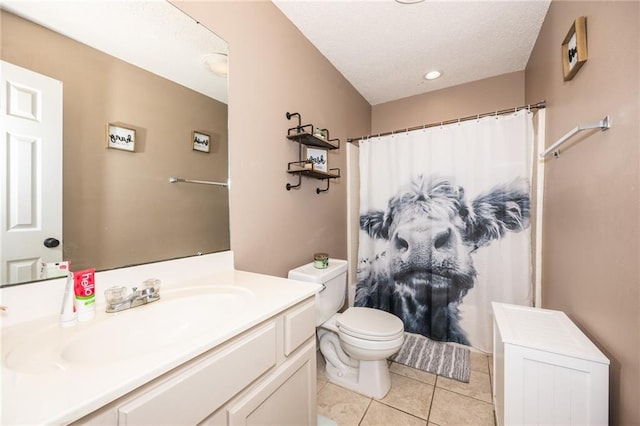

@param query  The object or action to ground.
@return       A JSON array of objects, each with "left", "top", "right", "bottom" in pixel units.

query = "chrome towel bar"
[
  {"left": 169, "top": 176, "right": 228, "bottom": 187},
  {"left": 540, "top": 115, "right": 610, "bottom": 159}
]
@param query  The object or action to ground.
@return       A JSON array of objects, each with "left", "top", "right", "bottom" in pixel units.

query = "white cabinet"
[
  {"left": 226, "top": 340, "right": 316, "bottom": 425},
  {"left": 492, "top": 302, "right": 609, "bottom": 426},
  {"left": 73, "top": 299, "right": 317, "bottom": 426}
]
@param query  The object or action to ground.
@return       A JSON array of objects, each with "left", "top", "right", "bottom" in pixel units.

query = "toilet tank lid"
[{"left": 287, "top": 259, "right": 348, "bottom": 283}]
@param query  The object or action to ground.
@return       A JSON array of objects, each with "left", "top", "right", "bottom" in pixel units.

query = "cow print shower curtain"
[{"left": 356, "top": 110, "right": 534, "bottom": 352}]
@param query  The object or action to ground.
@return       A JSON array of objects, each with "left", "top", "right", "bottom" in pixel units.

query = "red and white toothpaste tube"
[{"left": 74, "top": 268, "right": 96, "bottom": 321}]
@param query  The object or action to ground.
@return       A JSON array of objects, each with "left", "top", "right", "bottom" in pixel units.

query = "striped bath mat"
[{"left": 390, "top": 332, "right": 470, "bottom": 383}]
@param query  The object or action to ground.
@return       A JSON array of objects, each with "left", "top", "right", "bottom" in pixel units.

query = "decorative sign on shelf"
[
  {"left": 561, "top": 16, "right": 588, "bottom": 81},
  {"left": 193, "top": 131, "right": 211, "bottom": 153},
  {"left": 106, "top": 124, "right": 136, "bottom": 152},
  {"left": 305, "top": 147, "right": 328, "bottom": 172}
]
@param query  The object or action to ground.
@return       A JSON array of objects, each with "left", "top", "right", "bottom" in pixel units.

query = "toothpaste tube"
[{"left": 74, "top": 268, "right": 96, "bottom": 321}]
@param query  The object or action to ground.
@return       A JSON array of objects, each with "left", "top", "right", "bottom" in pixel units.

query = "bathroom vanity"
[{"left": 0, "top": 252, "right": 321, "bottom": 425}]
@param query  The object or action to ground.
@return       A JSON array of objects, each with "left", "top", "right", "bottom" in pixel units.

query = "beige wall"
[
  {"left": 1, "top": 11, "right": 229, "bottom": 272},
  {"left": 525, "top": 2, "right": 639, "bottom": 425},
  {"left": 371, "top": 71, "right": 525, "bottom": 133},
  {"left": 174, "top": 1, "right": 371, "bottom": 277}
]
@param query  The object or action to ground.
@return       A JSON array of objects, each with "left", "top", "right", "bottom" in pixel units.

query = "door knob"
[{"left": 44, "top": 237, "right": 60, "bottom": 248}]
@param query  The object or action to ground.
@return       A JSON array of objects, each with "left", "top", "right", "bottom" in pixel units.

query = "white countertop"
[{"left": 1, "top": 254, "right": 320, "bottom": 425}]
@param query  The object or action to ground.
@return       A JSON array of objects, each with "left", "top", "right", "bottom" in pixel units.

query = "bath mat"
[{"left": 390, "top": 332, "right": 470, "bottom": 383}]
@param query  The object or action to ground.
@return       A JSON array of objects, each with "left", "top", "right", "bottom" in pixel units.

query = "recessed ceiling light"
[
  {"left": 202, "top": 53, "right": 228, "bottom": 77},
  {"left": 395, "top": 0, "right": 425, "bottom": 4},
  {"left": 424, "top": 70, "right": 443, "bottom": 80}
]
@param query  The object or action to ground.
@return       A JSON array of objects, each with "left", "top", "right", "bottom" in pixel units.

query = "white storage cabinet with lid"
[{"left": 492, "top": 302, "right": 609, "bottom": 426}]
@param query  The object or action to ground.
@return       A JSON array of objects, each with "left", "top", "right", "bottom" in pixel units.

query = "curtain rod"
[{"left": 347, "top": 101, "right": 546, "bottom": 144}]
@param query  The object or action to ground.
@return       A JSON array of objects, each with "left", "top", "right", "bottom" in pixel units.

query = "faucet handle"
[
  {"left": 142, "top": 278, "right": 161, "bottom": 293},
  {"left": 105, "top": 286, "right": 127, "bottom": 304}
]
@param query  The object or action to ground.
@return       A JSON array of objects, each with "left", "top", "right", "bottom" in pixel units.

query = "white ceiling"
[
  {"left": 2, "top": 1, "right": 551, "bottom": 107},
  {"left": 273, "top": 0, "right": 551, "bottom": 105},
  {"left": 0, "top": 0, "right": 228, "bottom": 104}
]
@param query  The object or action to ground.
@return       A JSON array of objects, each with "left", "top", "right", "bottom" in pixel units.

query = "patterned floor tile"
[
  {"left": 389, "top": 362, "right": 437, "bottom": 385},
  {"left": 470, "top": 351, "right": 490, "bottom": 374},
  {"left": 378, "top": 373, "right": 434, "bottom": 420},
  {"left": 317, "top": 382, "right": 371, "bottom": 426},
  {"left": 429, "top": 388, "right": 495, "bottom": 426},
  {"left": 360, "top": 400, "right": 427, "bottom": 426},
  {"left": 435, "top": 369, "right": 492, "bottom": 403}
]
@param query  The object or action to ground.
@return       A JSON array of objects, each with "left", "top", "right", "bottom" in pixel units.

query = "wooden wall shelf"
[{"left": 285, "top": 112, "right": 341, "bottom": 194}]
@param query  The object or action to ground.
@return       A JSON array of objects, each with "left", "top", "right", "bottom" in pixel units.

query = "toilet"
[{"left": 288, "top": 259, "right": 404, "bottom": 399}]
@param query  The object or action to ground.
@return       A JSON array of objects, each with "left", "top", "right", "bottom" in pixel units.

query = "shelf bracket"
[
  {"left": 316, "top": 168, "right": 340, "bottom": 194},
  {"left": 286, "top": 111, "right": 303, "bottom": 133},
  {"left": 316, "top": 180, "right": 330, "bottom": 194},
  {"left": 286, "top": 173, "right": 302, "bottom": 191}
]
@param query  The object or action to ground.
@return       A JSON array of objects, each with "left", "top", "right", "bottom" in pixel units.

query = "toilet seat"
[
  {"left": 339, "top": 330, "right": 405, "bottom": 351},
  {"left": 337, "top": 307, "right": 404, "bottom": 341}
]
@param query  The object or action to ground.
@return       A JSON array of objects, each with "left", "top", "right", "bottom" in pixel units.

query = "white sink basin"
[{"left": 4, "top": 285, "right": 255, "bottom": 374}]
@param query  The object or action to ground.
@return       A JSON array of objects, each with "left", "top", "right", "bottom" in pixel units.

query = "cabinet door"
[{"left": 227, "top": 339, "right": 316, "bottom": 426}]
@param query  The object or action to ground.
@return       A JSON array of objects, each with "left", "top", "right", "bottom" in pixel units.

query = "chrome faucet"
[{"left": 105, "top": 279, "right": 161, "bottom": 313}]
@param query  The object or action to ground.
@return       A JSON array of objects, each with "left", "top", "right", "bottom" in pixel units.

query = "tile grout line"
[
  {"left": 487, "top": 356, "right": 497, "bottom": 426},
  {"left": 374, "top": 399, "right": 431, "bottom": 423},
  {"left": 434, "top": 370, "right": 494, "bottom": 405},
  {"left": 357, "top": 398, "right": 374, "bottom": 426},
  {"left": 427, "top": 374, "right": 437, "bottom": 424}
]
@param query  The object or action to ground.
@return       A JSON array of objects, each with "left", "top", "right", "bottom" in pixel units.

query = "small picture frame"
[
  {"left": 106, "top": 124, "right": 135, "bottom": 152},
  {"left": 561, "top": 16, "right": 588, "bottom": 81},
  {"left": 193, "top": 131, "right": 211, "bottom": 153},
  {"left": 305, "top": 147, "right": 328, "bottom": 172}
]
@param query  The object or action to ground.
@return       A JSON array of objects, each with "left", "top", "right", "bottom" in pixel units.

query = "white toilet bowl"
[
  {"left": 288, "top": 259, "right": 405, "bottom": 399},
  {"left": 318, "top": 307, "right": 404, "bottom": 399}
]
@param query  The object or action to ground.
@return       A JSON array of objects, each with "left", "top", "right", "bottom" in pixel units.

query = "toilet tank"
[{"left": 288, "top": 259, "right": 347, "bottom": 326}]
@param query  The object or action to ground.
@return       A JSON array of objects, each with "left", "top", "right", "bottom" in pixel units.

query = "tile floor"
[{"left": 316, "top": 350, "right": 495, "bottom": 426}]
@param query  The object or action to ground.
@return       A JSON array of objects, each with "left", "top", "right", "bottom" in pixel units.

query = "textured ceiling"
[
  {"left": 0, "top": 1, "right": 228, "bottom": 104},
  {"left": 273, "top": 0, "right": 551, "bottom": 105}
]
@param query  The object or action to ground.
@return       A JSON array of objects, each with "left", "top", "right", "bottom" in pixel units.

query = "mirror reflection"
[{"left": 0, "top": 1, "right": 230, "bottom": 287}]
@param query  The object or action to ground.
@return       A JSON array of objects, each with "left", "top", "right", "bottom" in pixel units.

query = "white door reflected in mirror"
[{"left": 1, "top": 61, "right": 63, "bottom": 284}]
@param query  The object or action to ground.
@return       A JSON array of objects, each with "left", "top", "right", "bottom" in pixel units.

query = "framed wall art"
[
  {"left": 561, "top": 16, "right": 588, "bottom": 81},
  {"left": 106, "top": 124, "right": 136, "bottom": 152},
  {"left": 305, "top": 147, "right": 328, "bottom": 172},
  {"left": 193, "top": 131, "right": 211, "bottom": 153}
]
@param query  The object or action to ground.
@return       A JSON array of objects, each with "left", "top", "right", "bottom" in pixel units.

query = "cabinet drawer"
[
  {"left": 283, "top": 300, "right": 316, "bottom": 356},
  {"left": 118, "top": 322, "right": 277, "bottom": 425}
]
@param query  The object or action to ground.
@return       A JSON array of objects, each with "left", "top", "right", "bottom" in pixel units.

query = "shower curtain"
[{"left": 356, "top": 110, "right": 534, "bottom": 352}]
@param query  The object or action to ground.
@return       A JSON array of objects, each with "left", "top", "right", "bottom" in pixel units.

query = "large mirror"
[{"left": 0, "top": 1, "right": 229, "bottom": 287}]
